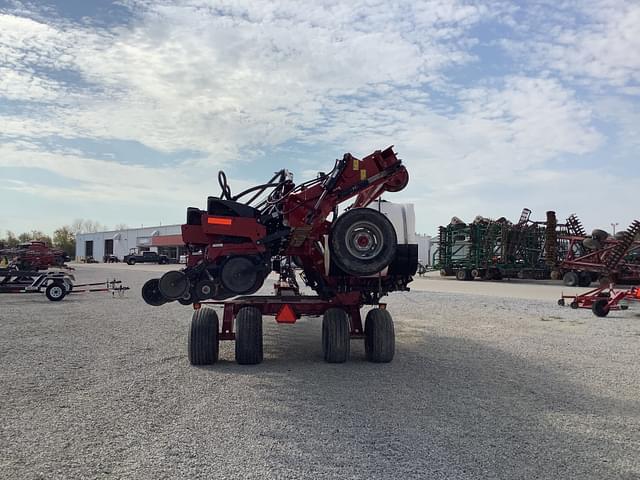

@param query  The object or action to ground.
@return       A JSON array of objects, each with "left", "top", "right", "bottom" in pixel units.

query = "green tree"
[
  {"left": 71, "top": 219, "right": 106, "bottom": 234},
  {"left": 3, "top": 231, "right": 19, "bottom": 248},
  {"left": 53, "top": 226, "right": 76, "bottom": 256}
]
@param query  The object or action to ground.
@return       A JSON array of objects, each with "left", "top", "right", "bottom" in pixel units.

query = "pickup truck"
[{"left": 123, "top": 251, "right": 169, "bottom": 265}]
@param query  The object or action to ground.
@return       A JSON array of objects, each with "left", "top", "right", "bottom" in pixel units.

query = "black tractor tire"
[
  {"left": 456, "top": 269, "right": 471, "bottom": 281},
  {"left": 598, "top": 276, "right": 613, "bottom": 287},
  {"left": 592, "top": 229, "right": 609, "bottom": 242},
  {"left": 563, "top": 271, "right": 579, "bottom": 287},
  {"left": 45, "top": 282, "right": 66, "bottom": 301},
  {"left": 235, "top": 307, "right": 263, "bottom": 365},
  {"left": 471, "top": 268, "right": 483, "bottom": 279},
  {"left": 322, "top": 308, "right": 350, "bottom": 363},
  {"left": 364, "top": 308, "right": 395, "bottom": 363},
  {"left": 592, "top": 299, "right": 610, "bottom": 318},
  {"left": 329, "top": 208, "right": 397, "bottom": 276},
  {"left": 188, "top": 308, "right": 219, "bottom": 365},
  {"left": 141, "top": 278, "right": 167, "bottom": 306},
  {"left": 578, "top": 273, "right": 592, "bottom": 288},
  {"left": 582, "top": 237, "right": 601, "bottom": 251}
]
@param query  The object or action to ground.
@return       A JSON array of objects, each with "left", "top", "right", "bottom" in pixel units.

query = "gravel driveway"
[{"left": 1, "top": 264, "right": 639, "bottom": 479}]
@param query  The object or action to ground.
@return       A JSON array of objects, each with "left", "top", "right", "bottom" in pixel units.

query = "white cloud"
[
  {"left": 502, "top": 0, "right": 640, "bottom": 91},
  {"left": 0, "top": 1, "right": 492, "bottom": 157},
  {"left": 0, "top": 1, "right": 638, "bottom": 234}
]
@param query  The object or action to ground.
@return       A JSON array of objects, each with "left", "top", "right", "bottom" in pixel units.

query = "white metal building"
[
  {"left": 75, "top": 224, "right": 185, "bottom": 262},
  {"left": 416, "top": 233, "right": 433, "bottom": 266}
]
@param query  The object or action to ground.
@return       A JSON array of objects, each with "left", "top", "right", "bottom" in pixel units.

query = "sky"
[{"left": 0, "top": 0, "right": 638, "bottom": 236}]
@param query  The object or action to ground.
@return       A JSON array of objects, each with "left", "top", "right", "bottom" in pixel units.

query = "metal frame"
[
  {"left": 198, "top": 293, "right": 366, "bottom": 341},
  {"left": 559, "top": 285, "right": 640, "bottom": 313}
]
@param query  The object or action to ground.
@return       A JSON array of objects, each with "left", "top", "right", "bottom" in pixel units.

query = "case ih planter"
[{"left": 142, "top": 147, "right": 417, "bottom": 365}]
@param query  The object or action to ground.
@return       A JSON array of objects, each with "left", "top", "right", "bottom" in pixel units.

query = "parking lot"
[{"left": 1, "top": 264, "right": 639, "bottom": 479}]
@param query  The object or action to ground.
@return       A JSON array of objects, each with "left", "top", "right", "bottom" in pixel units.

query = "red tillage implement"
[
  {"left": 142, "top": 146, "right": 416, "bottom": 365},
  {"left": 558, "top": 285, "right": 640, "bottom": 317}
]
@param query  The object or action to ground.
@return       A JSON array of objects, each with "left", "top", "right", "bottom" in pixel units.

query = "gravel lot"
[{"left": 1, "top": 264, "right": 639, "bottom": 479}]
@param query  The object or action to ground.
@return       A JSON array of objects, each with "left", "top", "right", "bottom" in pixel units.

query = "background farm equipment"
[
  {"left": 0, "top": 267, "right": 129, "bottom": 301},
  {"left": 0, "top": 241, "right": 69, "bottom": 271},
  {"left": 435, "top": 209, "right": 553, "bottom": 281},
  {"left": 548, "top": 219, "right": 640, "bottom": 287},
  {"left": 434, "top": 210, "right": 640, "bottom": 287},
  {"left": 558, "top": 285, "right": 640, "bottom": 317},
  {"left": 142, "top": 146, "right": 417, "bottom": 365}
]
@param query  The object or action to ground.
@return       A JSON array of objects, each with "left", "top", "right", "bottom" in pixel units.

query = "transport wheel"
[
  {"left": 591, "top": 299, "right": 610, "bottom": 317},
  {"left": 456, "top": 269, "right": 471, "bottom": 281},
  {"left": 582, "top": 237, "right": 600, "bottom": 250},
  {"left": 598, "top": 276, "right": 612, "bottom": 287},
  {"left": 141, "top": 278, "right": 167, "bottom": 306},
  {"left": 578, "top": 273, "right": 592, "bottom": 288},
  {"left": 45, "top": 282, "right": 66, "bottom": 301},
  {"left": 557, "top": 298, "right": 565, "bottom": 306},
  {"left": 592, "top": 229, "right": 609, "bottom": 242},
  {"left": 188, "top": 308, "right": 219, "bottom": 365},
  {"left": 570, "top": 301, "right": 579, "bottom": 309},
  {"left": 329, "top": 208, "right": 397, "bottom": 276},
  {"left": 127, "top": 258, "right": 136, "bottom": 265},
  {"left": 235, "top": 307, "right": 263, "bottom": 365},
  {"left": 563, "top": 271, "right": 579, "bottom": 287},
  {"left": 322, "top": 308, "right": 350, "bottom": 363},
  {"left": 364, "top": 308, "right": 395, "bottom": 363}
]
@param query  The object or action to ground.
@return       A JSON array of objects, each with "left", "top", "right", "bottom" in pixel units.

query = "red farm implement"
[
  {"left": 0, "top": 241, "right": 70, "bottom": 271},
  {"left": 142, "top": 146, "right": 417, "bottom": 365},
  {"left": 558, "top": 285, "right": 640, "bottom": 317},
  {"left": 547, "top": 217, "right": 640, "bottom": 287}
]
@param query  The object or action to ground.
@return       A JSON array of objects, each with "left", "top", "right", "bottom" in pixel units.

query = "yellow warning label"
[
  {"left": 352, "top": 159, "right": 359, "bottom": 170},
  {"left": 360, "top": 169, "right": 367, "bottom": 181}
]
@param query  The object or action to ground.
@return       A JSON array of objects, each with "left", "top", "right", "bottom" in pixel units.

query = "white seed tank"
[{"left": 367, "top": 200, "right": 416, "bottom": 245}]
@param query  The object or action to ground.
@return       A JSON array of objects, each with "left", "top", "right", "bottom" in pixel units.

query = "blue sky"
[{"left": 1, "top": 0, "right": 638, "bottom": 236}]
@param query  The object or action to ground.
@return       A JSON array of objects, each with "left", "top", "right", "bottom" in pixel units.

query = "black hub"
[{"left": 194, "top": 279, "right": 217, "bottom": 301}]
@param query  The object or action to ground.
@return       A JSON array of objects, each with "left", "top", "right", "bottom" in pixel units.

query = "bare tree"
[{"left": 71, "top": 219, "right": 105, "bottom": 234}]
